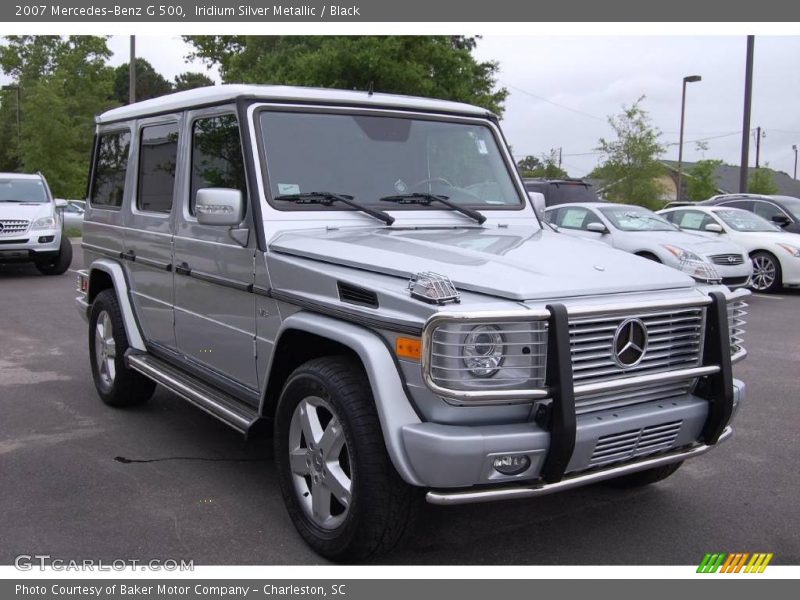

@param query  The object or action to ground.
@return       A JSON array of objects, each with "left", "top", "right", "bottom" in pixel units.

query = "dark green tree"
[
  {"left": 184, "top": 36, "right": 507, "bottom": 115},
  {"left": 113, "top": 58, "right": 172, "bottom": 104},
  {"left": 594, "top": 97, "right": 666, "bottom": 208},
  {"left": 173, "top": 71, "right": 214, "bottom": 92},
  {"left": 686, "top": 159, "right": 723, "bottom": 201},
  {"left": 748, "top": 168, "right": 779, "bottom": 195}
]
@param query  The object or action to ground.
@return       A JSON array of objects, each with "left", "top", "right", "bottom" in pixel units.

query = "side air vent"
[{"left": 337, "top": 281, "right": 379, "bottom": 309}]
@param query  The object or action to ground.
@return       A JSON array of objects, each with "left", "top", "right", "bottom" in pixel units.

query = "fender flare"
[
  {"left": 88, "top": 259, "right": 146, "bottom": 351},
  {"left": 267, "top": 312, "right": 425, "bottom": 486}
]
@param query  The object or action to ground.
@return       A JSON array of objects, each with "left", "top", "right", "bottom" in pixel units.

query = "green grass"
[{"left": 65, "top": 227, "right": 82, "bottom": 239}]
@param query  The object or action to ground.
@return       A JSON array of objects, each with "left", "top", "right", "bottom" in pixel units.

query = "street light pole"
[
  {"left": 793, "top": 145, "right": 798, "bottom": 180},
  {"left": 739, "top": 35, "right": 755, "bottom": 193},
  {"left": 129, "top": 35, "right": 136, "bottom": 104},
  {"left": 676, "top": 74, "right": 702, "bottom": 201}
]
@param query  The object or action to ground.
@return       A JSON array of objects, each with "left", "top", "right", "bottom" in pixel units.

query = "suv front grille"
[
  {"left": 0, "top": 219, "right": 30, "bottom": 236},
  {"left": 709, "top": 253, "right": 745, "bottom": 265},
  {"left": 569, "top": 306, "right": 706, "bottom": 387}
]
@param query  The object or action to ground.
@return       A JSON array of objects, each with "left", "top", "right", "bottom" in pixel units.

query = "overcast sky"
[{"left": 100, "top": 35, "right": 800, "bottom": 178}]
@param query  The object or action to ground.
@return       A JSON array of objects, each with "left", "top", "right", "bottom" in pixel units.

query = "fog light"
[
  {"left": 492, "top": 454, "right": 531, "bottom": 476},
  {"left": 38, "top": 235, "right": 55, "bottom": 243}
]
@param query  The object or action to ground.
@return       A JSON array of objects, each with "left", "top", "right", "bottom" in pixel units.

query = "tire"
[
  {"left": 35, "top": 235, "right": 73, "bottom": 275},
  {"left": 274, "top": 356, "right": 418, "bottom": 562},
  {"left": 604, "top": 461, "right": 683, "bottom": 488},
  {"left": 749, "top": 251, "right": 782, "bottom": 293},
  {"left": 89, "top": 289, "right": 155, "bottom": 407}
]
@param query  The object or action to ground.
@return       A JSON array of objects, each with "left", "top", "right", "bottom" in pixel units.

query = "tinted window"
[
  {"left": 190, "top": 114, "right": 247, "bottom": 215},
  {"left": 137, "top": 122, "right": 179, "bottom": 213},
  {"left": 720, "top": 200, "right": 753, "bottom": 211},
  {"left": 91, "top": 130, "right": 131, "bottom": 208},
  {"left": 752, "top": 201, "right": 790, "bottom": 223}
]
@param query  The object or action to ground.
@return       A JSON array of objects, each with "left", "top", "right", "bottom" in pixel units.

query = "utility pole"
[
  {"left": 558, "top": 147, "right": 562, "bottom": 169},
  {"left": 754, "top": 126, "right": 763, "bottom": 168},
  {"left": 1, "top": 85, "right": 21, "bottom": 165},
  {"left": 676, "top": 75, "right": 702, "bottom": 201},
  {"left": 129, "top": 36, "right": 136, "bottom": 104},
  {"left": 739, "top": 36, "right": 755, "bottom": 192},
  {"left": 793, "top": 145, "right": 798, "bottom": 179}
]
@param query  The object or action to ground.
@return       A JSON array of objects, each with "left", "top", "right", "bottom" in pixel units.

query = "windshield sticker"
[
  {"left": 277, "top": 183, "right": 300, "bottom": 195},
  {"left": 394, "top": 179, "right": 409, "bottom": 194},
  {"left": 476, "top": 139, "right": 489, "bottom": 155}
]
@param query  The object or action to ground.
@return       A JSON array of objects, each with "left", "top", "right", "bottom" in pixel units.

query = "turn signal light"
[{"left": 395, "top": 337, "right": 421, "bottom": 360}]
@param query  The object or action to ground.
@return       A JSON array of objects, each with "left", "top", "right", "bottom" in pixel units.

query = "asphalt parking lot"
[{"left": 1, "top": 240, "right": 798, "bottom": 565}]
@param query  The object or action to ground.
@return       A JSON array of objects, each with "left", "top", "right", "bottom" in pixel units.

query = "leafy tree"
[
  {"left": 593, "top": 97, "right": 666, "bottom": 209},
  {"left": 174, "top": 71, "right": 214, "bottom": 92},
  {"left": 184, "top": 36, "right": 507, "bottom": 115},
  {"left": 686, "top": 159, "right": 722, "bottom": 201},
  {"left": 748, "top": 168, "right": 779, "bottom": 195},
  {"left": 113, "top": 58, "right": 172, "bottom": 104},
  {"left": 0, "top": 36, "right": 116, "bottom": 197},
  {"left": 518, "top": 151, "right": 568, "bottom": 178},
  {"left": 517, "top": 155, "right": 542, "bottom": 173}
]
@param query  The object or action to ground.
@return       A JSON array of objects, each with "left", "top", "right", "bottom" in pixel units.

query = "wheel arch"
[
  {"left": 261, "top": 311, "right": 424, "bottom": 486},
  {"left": 86, "top": 259, "right": 146, "bottom": 351}
]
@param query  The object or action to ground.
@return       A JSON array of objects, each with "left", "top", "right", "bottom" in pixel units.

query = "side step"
[{"left": 126, "top": 352, "right": 258, "bottom": 434}]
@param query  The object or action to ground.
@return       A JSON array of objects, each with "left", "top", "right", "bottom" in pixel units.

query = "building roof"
[
  {"left": 661, "top": 160, "right": 800, "bottom": 198},
  {"left": 96, "top": 84, "right": 494, "bottom": 124}
]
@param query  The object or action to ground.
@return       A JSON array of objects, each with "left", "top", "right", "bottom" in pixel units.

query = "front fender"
[
  {"left": 86, "top": 259, "right": 146, "bottom": 351},
  {"left": 269, "top": 312, "right": 425, "bottom": 486}
]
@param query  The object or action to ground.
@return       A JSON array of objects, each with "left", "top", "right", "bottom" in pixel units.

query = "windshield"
[
  {"left": 258, "top": 111, "right": 523, "bottom": 213},
  {"left": 599, "top": 206, "right": 677, "bottom": 231},
  {"left": 774, "top": 196, "right": 800, "bottom": 221},
  {"left": 715, "top": 209, "right": 781, "bottom": 232},
  {"left": 0, "top": 178, "right": 48, "bottom": 203}
]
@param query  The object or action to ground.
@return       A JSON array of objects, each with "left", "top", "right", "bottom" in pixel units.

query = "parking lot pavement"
[{"left": 1, "top": 240, "right": 798, "bottom": 565}]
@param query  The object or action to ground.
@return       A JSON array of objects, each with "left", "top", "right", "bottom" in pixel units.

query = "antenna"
[{"left": 367, "top": 81, "right": 374, "bottom": 97}]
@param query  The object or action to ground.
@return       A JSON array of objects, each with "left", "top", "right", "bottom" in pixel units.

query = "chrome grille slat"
[
  {"left": 0, "top": 219, "right": 30, "bottom": 235},
  {"left": 590, "top": 421, "right": 682, "bottom": 466},
  {"left": 709, "top": 253, "right": 745, "bottom": 265}
]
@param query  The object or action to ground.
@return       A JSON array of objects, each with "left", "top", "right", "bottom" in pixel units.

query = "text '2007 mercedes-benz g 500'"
[{"left": 76, "top": 85, "right": 748, "bottom": 561}]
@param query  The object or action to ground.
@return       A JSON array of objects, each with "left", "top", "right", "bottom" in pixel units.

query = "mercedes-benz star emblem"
[{"left": 612, "top": 318, "right": 648, "bottom": 368}]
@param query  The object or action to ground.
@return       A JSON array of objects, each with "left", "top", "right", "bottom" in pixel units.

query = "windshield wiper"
[
  {"left": 274, "top": 192, "right": 394, "bottom": 226},
  {"left": 379, "top": 193, "right": 486, "bottom": 225}
]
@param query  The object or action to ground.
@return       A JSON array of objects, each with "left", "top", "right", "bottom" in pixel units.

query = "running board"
[{"left": 126, "top": 352, "right": 258, "bottom": 434}]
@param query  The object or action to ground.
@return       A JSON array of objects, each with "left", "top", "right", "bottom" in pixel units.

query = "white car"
[
  {"left": 544, "top": 202, "right": 753, "bottom": 288},
  {"left": 59, "top": 199, "right": 86, "bottom": 232},
  {"left": 0, "top": 172, "right": 73, "bottom": 275},
  {"left": 658, "top": 205, "right": 800, "bottom": 293}
]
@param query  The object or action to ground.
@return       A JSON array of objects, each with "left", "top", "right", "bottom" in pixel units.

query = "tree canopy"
[
  {"left": 748, "top": 168, "right": 779, "bottom": 195},
  {"left": 516, "top": 151, "right": 569, "bottom": 179},
  {"left": 183, "top": 36, "right": 507, "bottom": 115},
  {"left": 686, "top": 159, "right": 723, "bottom": 201},
  {"left": 592, "top": 97, "right": 666, "bottom": 209}
]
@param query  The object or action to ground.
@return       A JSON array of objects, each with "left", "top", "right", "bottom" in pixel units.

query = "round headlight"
[{"left": 462, "top": 325, "right": 505, "bottom": 377}]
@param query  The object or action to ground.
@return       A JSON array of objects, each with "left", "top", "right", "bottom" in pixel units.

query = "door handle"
[
  {"left": 175, "top": 262, "right": 191, "bottom": 276},
  {"left": 121, "top": 249, "right": 136, "bottom": 261}
]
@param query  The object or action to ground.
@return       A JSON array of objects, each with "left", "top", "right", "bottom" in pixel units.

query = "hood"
[
  {"left": 269, "top": 226, "right": 695, "bottom": 301},
  {"left": 0, "top": 202, "right": 52, "bottom": 222},
  {"left": 627, "top": 229, "right": 742, "bottom": 256}
]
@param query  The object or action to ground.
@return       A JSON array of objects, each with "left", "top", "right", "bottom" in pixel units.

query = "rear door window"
[
  {"left": 137, "top": 122, "right": 179, "bottom": 214},
  {"left": 91, "top": 130, "right": 131, "bottom": 209}
]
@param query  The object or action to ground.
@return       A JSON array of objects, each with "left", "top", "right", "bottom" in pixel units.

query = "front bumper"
[{"left": 0, "top": 229, "right": 61, "bottom": 262}]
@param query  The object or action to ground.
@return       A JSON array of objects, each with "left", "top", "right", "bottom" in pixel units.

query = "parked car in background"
[
  {"left": 700, "top": 194, "right": 800, "bottom": 234},
  {"left": 659, "top": 205, "right": 800, "bottom": 293},
  {"left": 523, "top": 178, "right": 602, "bottom": 206},
  {"left": 0, "top": 172, "right": 73, "bottom": 275},
  {"left": 59, "top": 199, "right": 86, "bottom": 232},
  {"left": 544, "top": 202, "right": 752, "bottom": 288}
]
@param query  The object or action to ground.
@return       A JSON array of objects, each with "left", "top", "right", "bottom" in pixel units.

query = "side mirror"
[
  {"left": 771, "top": 214, "right": 791, "bottom": 227},
  {"left": 54, "top": 198, "right": 67, "bottom": 210},
  {"left": 195, "top": 188, "right": 244, "bottom": 226},
  {"left": 704, "top": 223, "right": 724, "bottom": 234},
  {"left": 586, "top": 222, "right": 609, "bottom": 234}
]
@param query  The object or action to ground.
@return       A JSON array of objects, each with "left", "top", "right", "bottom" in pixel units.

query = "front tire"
[
  {"left": 749, "top": 251, "right": 781, "bottom": 293},
  {"left": 274, "top": 356, "right": 418, "bottom": 561},
  {"left": 89, "top": 289, "right": 155, "bottom": 407},
  {"left": 36, "top": 236, "right": 73, "bottom": 276}
]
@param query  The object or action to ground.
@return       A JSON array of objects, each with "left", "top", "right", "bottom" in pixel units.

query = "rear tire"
[
  {"left": 36, "top": 236, "right": 72, "bottom": 276},
  {"left": 604, "top": 461, "right": 683, "bottom": 488},
  {"left": 274, "top": 356, "right": 418, "bottom": 562},
  {"left": 89, "top": 289, "right": 155, "bottom": 407}
]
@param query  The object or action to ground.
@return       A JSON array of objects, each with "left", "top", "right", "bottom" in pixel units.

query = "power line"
[{"left": 501, "top": 81, "right": 607, "bottom": 122}]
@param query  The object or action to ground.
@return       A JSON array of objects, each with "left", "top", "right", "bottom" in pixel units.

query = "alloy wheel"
[
  {"left": 751, "top": 255, "right": 777, "bottom": 291},
  {"left": 94, "top": 310, "right": 116, "bottom": 386}
]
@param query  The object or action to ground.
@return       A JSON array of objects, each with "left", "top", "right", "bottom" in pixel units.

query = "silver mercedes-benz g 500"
[
  {"left": 0, "top": 172, "right": 73, "bottom": 275},
  {"left": 76, "top": 85, "right": 748, "bottom": 561}
]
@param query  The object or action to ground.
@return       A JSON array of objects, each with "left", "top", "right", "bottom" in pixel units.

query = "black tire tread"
[{"left": 36, "top": 236, "right": 73, "bottom": 276}]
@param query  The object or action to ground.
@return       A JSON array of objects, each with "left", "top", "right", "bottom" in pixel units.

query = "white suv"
[{"left": 0, "top": 172, "right": 72, "bottom": 275}]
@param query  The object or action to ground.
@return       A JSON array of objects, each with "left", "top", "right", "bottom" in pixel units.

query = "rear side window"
[
  {"left": 137, "top": 122, "right": 179, "bottom": 213},
  {"left": 91, "top": 130, "right": 131, "bottom": 209},
  {"left": 189, "top": 114, "right": 247, "bottom": 215}
]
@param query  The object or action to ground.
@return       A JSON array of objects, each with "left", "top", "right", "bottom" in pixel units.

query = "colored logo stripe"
[{"left": 697, "top": 552, "right": 773, "bottom": 573}]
